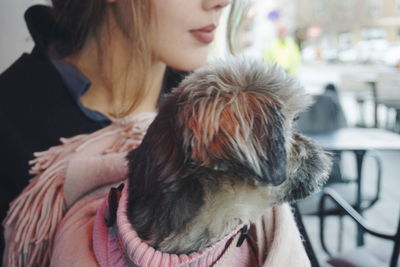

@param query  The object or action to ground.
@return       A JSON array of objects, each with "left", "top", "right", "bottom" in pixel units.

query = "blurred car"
[
  {"left": 338, "top": 48, "right": 358, "bottom": 63},
  {"left": 321, "top": 48, "right": 339, "bottom": 63},
  {"left": 338, "top": 39, "right": 390, "bottom": 64},
  {"left": 364, "top": 39, "right": 389, "bottom": 63},
  {"left": 301, "top": 45, "right": 318, "bottom": 63},
  {"left": 383, "top": 43, "right": 400, "bottom": 67},
  {"left": 301, "top": 45, "right": 339, "bottom": 63}
]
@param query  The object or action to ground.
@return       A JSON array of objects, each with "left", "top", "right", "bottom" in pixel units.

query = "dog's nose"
[
  {"left": 260, "top": 157, "right": 287, "bottom": 186},
  {"left": 270, "top": 173, "right": 287, "bottom": 186},
  {"left": 259, "top": 163, "right": 287, "bottom": 186}
]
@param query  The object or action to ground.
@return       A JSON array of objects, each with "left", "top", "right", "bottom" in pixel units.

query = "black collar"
[{"left": 25, "top": 5, "right": 72, "bottom": 58}]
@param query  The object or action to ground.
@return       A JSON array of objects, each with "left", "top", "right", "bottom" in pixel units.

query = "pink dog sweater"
[{"left": 93, "top": 183, "right": 258, "bottom": 267}]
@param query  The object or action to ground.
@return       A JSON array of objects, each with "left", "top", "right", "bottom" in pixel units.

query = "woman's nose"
[{"left": 202, "top": 0, "right": 231, "bottom": 11}]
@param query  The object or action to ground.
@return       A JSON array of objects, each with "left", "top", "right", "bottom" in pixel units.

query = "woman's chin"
[{"left": 160, "top": 49, "right": 210, "bottom": 72}]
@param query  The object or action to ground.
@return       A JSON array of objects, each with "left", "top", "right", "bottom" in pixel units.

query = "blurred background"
[
  {"left": 226, "top": 1, "right": 400, "bottom": 266},
  {"left": 1, "top": 0, "right": 400, "bottom": 266}
]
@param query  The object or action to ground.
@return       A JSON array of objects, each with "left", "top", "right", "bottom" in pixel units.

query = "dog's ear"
[
  {"left": 281, "top": 133, "right": 331, "bottom": 202},
  {"left": 127, "top": 92, "right": 187, "bottom": 188},
  {"left": 181, "top": 89, "right": 288, "bottom": 186},
  {"left": 126, "top": 92, "right": 206, "bottom": 243}
]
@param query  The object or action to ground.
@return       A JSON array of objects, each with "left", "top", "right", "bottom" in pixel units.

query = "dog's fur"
[{"left": 126, "top": 58, "right": 331, "bottom": 254}]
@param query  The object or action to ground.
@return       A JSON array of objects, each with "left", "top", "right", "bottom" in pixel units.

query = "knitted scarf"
[{"left": 3, "top": 113, "right": 157, "bottom": 267}]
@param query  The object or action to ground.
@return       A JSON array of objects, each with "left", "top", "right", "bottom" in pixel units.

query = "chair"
[
  {"left": 319, "top": 188, "right": 400, "bottom": 267},
  {"left": 375, "top": 73, "right": 400, "bottom": 132},
  {"left": 298, "top": 151, "right": 383, "bottom": 252},
  {"left": 292, "top": 203, "right": 321, "bottom": 267},
  {"left": 297, "top": 86, "right": 346, "bottom": 134},
  {"left": 340, "top": 74, "right": 375, "bottom": 128},
  {"left": 297, "top": 84, "right": 383, "bottom": 250}
]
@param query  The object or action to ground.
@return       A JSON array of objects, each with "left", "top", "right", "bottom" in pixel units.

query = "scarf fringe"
[{"left": 3, "top": 113, "right": 156, "bottom": 267}]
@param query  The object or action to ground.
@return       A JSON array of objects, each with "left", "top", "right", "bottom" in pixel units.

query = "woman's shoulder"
[
  {"left": 0, "top": 51, "right": 61, "bottom": 97},
  {"left": 0, "top": 49, "right": 103, "bottom": 143}
]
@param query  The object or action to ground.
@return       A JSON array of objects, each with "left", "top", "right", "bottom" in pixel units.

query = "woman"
[
  {"left": 0, "top": 0, "right": 233, "bottom": 212},
  {"left": 0, "top": 0, "right": 234, "bottom": 261},
  {"left": 2, "top": 0, "right": 314, "bottom": 266},
  {"left": 1, "top": 0, "right": 237, "bottom": 264}
]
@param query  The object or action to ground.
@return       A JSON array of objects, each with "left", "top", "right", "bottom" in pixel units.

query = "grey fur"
[{"left": 126, "top": 57, "right": 332, "bottom": 254}]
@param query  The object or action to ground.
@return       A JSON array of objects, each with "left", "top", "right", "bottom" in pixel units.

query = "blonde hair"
[
  {"left": 51, "top": 0, "right": 243, "bottom": 118},
  {"left": 106, "top": 0, "right": 154, "bottom": 117}
]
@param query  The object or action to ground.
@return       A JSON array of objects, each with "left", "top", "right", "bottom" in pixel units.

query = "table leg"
[
  {"left": 354, "top": 150, "right": 366, "bottom": 246},
  {"left": 366, "top": 81, "right": 378, "bottom": 128},
  {"left": 390, "top": 211, "right": 400, "bottom": 267},
  {"left": 356, "top": 99, "right": 366, "bottom": 128},
  {"left": 372, "top": 83, "right": 378, "bottom": 128}
]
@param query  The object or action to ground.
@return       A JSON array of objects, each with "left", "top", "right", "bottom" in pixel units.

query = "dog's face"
[{"left": 126, "top": 58, "right": 331, "bottom": 253}]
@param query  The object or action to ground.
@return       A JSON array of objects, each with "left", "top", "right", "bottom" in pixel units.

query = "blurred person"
[
  {"left": 0, "top": 0, "right": 233, "bottom": 264},
  {"left": 264, "top": 27, "right": 301, "bottom": 75}
]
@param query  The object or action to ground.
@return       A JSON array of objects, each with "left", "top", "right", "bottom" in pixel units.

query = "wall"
[{"left": 0, "top": 0, "right": 47, "bottom": 73}]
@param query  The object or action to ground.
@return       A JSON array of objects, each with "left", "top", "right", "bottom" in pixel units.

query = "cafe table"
[{"left": 307, "top": 127, "right": 400, "bottom": 246}]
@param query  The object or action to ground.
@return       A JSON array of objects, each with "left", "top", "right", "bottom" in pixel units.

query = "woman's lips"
[{"left": 190, "top": 25, "right": 216, "bottom": 44}]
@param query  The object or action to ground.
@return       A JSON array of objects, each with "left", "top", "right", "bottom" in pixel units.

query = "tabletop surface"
[{"left": 306, "top": 127, "right": 400, "bottom": 151}]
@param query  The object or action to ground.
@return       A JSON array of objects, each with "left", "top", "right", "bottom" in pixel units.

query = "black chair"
[
  {"left": 297, "top": 86, "right": 347, "bottom": 135},
  {"left": 298, "top": 84, "right": 384, "bottom": 251},
  {"left": 319, "top": 188, "right": 400, "bottom": 267},
  {"left": 292, "top": 203, "right": 321, "bottom": 267}
]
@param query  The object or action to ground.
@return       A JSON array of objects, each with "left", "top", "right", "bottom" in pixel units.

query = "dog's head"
[{"left": 126, "top": 57, "right": 331, "bottom": 252}]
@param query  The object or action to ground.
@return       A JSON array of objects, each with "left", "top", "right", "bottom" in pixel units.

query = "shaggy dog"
[{"left": 126, "top": 58, "right": 331, "bottom": 254}]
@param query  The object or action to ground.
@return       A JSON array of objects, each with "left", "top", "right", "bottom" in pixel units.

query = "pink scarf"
[{"left": 3, "top": 113, "right": 157, "bottom": 267}]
